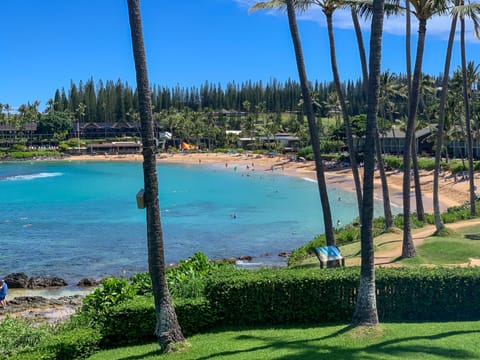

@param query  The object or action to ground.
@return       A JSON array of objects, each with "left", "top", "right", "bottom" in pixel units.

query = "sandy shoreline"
[{"left": 64, "top": 152, "right": 472, "bottom": 213}]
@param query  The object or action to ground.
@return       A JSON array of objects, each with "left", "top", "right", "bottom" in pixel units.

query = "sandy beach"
[{"left": 66, "top": 151, "right": 473, "bottom": 213}]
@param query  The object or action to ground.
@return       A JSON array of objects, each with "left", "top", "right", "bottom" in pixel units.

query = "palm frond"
[
  {"left": 249, "top": 0, "right": 315, "bottom": 14},
  {"left": 342, "top": 0, "right": 403, "bottom": 19},
  {"left": 249, "top": 0, "right": 287, "bottom": 14},
  {"left": 452, "top": 3, "right": 480, "bottom": 39}
]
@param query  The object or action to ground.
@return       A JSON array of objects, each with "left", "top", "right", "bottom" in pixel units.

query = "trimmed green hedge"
[
  {"left": 205, "top": 267, "right": 480, "bottom": 326},
  {"left": 97, "top": 295, "right": 219, "bottom": 347}
]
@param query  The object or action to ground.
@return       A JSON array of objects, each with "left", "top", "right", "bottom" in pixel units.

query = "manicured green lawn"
[
  {"left": 402, "top": 231, "right": 480, "bottom": 265},
  {"left": 88, "top": 322, "right": 480, "bottom": 360}
]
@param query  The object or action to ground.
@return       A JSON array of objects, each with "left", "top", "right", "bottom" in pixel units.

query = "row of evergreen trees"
[{"left": 49, "top": 77, "right": 371, "bottom": 123}]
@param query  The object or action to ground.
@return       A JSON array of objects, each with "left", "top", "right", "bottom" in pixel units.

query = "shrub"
[
  {"left": 39, "top": 327, "right": 102, "bottom": 360},
  {"left": 166, "top": 252, "right": 233, "bottom": 299},
  {"left": 10, "top": 143, "right": 26, "bottom": 151},
  {"left": 97, "top": 295, "right": 219, "bottom": 347},
  {"left": 0, "top": 317, "right": 48, "bottom": 358},
  {"left": 449, "top": 161, "right": 467, "bottom": 174},
  {"left": 99, "top": 295, "right": 156, "bottom": 347},
  {"left": 81, "top": 277, "right": 137, "bottom": 321},
  {"left": 174, "top": 297, "right": 220, "bottom": 336},
  {"left": 130, "top": 272, "right": 152, "bottom": 295},
  {"left": 205, "top": 267, "right": 480, "bottom": 326},
  {"left": 383, "top": 156, "right": 403, "bottom": 170},
  {"left": 393, "top": 213, "right": 427, "bottom": 229},
  {"left": 205, "top": 268, "right": 357, "bottom": 325},
  {"left": 416, "top": 158, "right": 435, "bottom": 171},
  {"left": 297, "top": 146, "right": 314, "bottom": 161}
]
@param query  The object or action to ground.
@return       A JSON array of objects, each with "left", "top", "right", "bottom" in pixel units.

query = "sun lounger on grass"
[{"left": 313, "top": 245, "right": 345, "bottom": 269}]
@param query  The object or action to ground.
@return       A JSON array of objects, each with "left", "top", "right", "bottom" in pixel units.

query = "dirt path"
[{"left": 370, "top": 218, "right": 480, "bottom": 267}]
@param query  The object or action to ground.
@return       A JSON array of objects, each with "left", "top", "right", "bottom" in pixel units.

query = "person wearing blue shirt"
[{"left": 0, "top": 279, "right": 7, "bottom": 309}]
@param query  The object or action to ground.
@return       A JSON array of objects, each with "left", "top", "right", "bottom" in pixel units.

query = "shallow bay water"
[{"left": 0, "top": 160, "right": 374, "bottom": 285}]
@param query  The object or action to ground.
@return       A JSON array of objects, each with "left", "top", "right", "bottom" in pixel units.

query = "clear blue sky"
[{"left": 1, "top": 0, "right": 479, "bottom": 111}]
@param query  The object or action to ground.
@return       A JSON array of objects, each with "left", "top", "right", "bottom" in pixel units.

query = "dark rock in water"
[
  {"left": 27, "top": 276, "right": 68, "bottom": 288},
  {"left": 77, "top": 278, "right": 99, "bottom": 287},
  {"left": 278, "top": 252, "right": 290, "bottom": 258},
  {"left": 4, "top": 273, "right": 29, "bottom": 288},
  {"left": 213, "top": 258, "right": 237, "bottom": 264},
  {"left": 4, "top": 273, "right": 69, "bottom": 289},
  {"left": 238, "top": 255, "right": 253, "bottom": 261}
]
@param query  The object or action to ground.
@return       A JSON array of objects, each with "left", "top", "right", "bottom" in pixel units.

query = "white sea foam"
[
  {"left": 2, "top": 172, "right": 63, "bottom": 181},
  {"left": 302, "top": 177, "right": 317, "bottom": 183}
]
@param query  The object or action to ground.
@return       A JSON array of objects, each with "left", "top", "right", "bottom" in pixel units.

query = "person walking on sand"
[{"left": 0, "top": 279, "right": 7, "bottom": 309}]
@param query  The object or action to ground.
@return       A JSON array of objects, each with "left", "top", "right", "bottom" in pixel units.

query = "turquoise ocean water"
[{"left": 0, "top": 161, "right": 384, "bottom": 285}]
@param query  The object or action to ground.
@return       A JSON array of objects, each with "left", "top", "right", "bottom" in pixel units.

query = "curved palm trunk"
[
  {"left": 352, "top": 0, "right": 384, "bottom": 326},
  {"left": 402, "top": 18, "right": 428, "bottom": 258},
  {"left": 126, "top": 0, "right": 184, "bottom": 351},
  {"left": 351, "top": 8, "right": 393, "bottom": 228},
  {"left": 406, "top": 0, "right": 425, "bottom": 223},
  {"left": 461, "top": 14, "right": 476, "bottom": 215},
  {"left": 434, "top": 13, "right": 457, "bottom": 232},
  {"left": 286, "top": 0, "right": 335, "bottom": 245},
  {"left": 406, "top": 0, "right": 412, "bottom": 95},
  {"left": 326, "top": 12, "right": 363, "bottom": 220},
  {"left": 411, "top": 138, "right": 425, "bottom": 221},
  {"left": 375, "top": 132, "right": 394, "bottom": 227}
]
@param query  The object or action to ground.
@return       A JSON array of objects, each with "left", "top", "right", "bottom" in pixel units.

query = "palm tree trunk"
[
  {"left": 434, "top": 13, "right": 457, "bottom": 232},
  {"left": 326, "top": 12, "right": 363, "bottom": 220},
  {"left": 375, "top": 132, "right": 393, "bottom": 228},
  {"left": 351, "top": 8, "right": 369, "bottom": 83},
  {"left": 352, "top": 0, "right": 384, "bottom": 327},
  {"left": 411, "top": 137, "right": 425, "bottom": 221},
  {"left": 406, "top": 0, "right": 412, "bottom": 95},
  {"left": 402, "top": 18, "right": 428, "bottom": 259},
  {"left": 461, "top": 14, "right": 476, "bottom": 216},
  {"left": 126, "top": 0, "right": 185, "bottom": 351},
  {"left": 351, "top": 7, "right": 393, "bottom": 228},
  {"left": 286, "top": 0, "right": 335, "bottom": 246}
]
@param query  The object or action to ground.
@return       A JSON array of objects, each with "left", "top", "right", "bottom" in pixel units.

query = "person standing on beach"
[{"left": 0, "top": 279, "right": 7, "bottom": 309}]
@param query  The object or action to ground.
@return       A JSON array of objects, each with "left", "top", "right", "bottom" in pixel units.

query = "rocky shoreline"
[
  {"left": 0, "top": 272, "right": 98, "bottom": 324},
  {"left": 4, "top": 272, "right": 100, "bottom": 289},
  {"left": 0, "top": 295, "right": 84, "bottom": 324}
]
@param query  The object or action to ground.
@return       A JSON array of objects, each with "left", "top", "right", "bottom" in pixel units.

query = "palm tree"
[
  {"left": 401, "top": 0, "right": 446, "bottom": 258},
  {"left": 458, "top": 0, "right": 480, "bottom": 216},
  {"left": 352, "top": 0, "right": 384, "bottom": 326},
  {"left": 126, "top": 0, "right": 185, "bottom": 351},
  {"left": 346, "top": 4, "right": 396, "bottom": 229},
  {"left": 433, "top": 3, "right": 458, "bottom": 232},
  {"left": 321, "top": 0, "right": 364, "bottom": 220},
  {"left": 251, "top": 0, "right": 336, "bottom": 246},
  {"left": 288, "top": 0, "right": 367, "bottom": 219}
]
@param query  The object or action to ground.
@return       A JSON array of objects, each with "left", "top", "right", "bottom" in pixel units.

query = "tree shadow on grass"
[
  {"left": 116, "top": 349, "right": 163, "bottom": 360},
  {"left": 194, "top": 326, "right": 479, "bottom": 360}
]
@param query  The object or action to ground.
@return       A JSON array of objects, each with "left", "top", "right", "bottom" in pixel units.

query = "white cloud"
[{"left": 233, "top": 0, "right": 480, "bottom": 42}]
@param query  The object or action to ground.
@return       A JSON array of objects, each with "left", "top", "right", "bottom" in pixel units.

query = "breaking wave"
[{"left": 1, "top": 172, "right": 63, "bottom": 181}]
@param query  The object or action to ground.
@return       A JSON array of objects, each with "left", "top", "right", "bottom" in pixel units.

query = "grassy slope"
[
  {"left": 88, "top": 322, "right": 480, "bottom": 360},
  {"left": 295, "top": 220, "right": 480, "bottom": 269}
]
